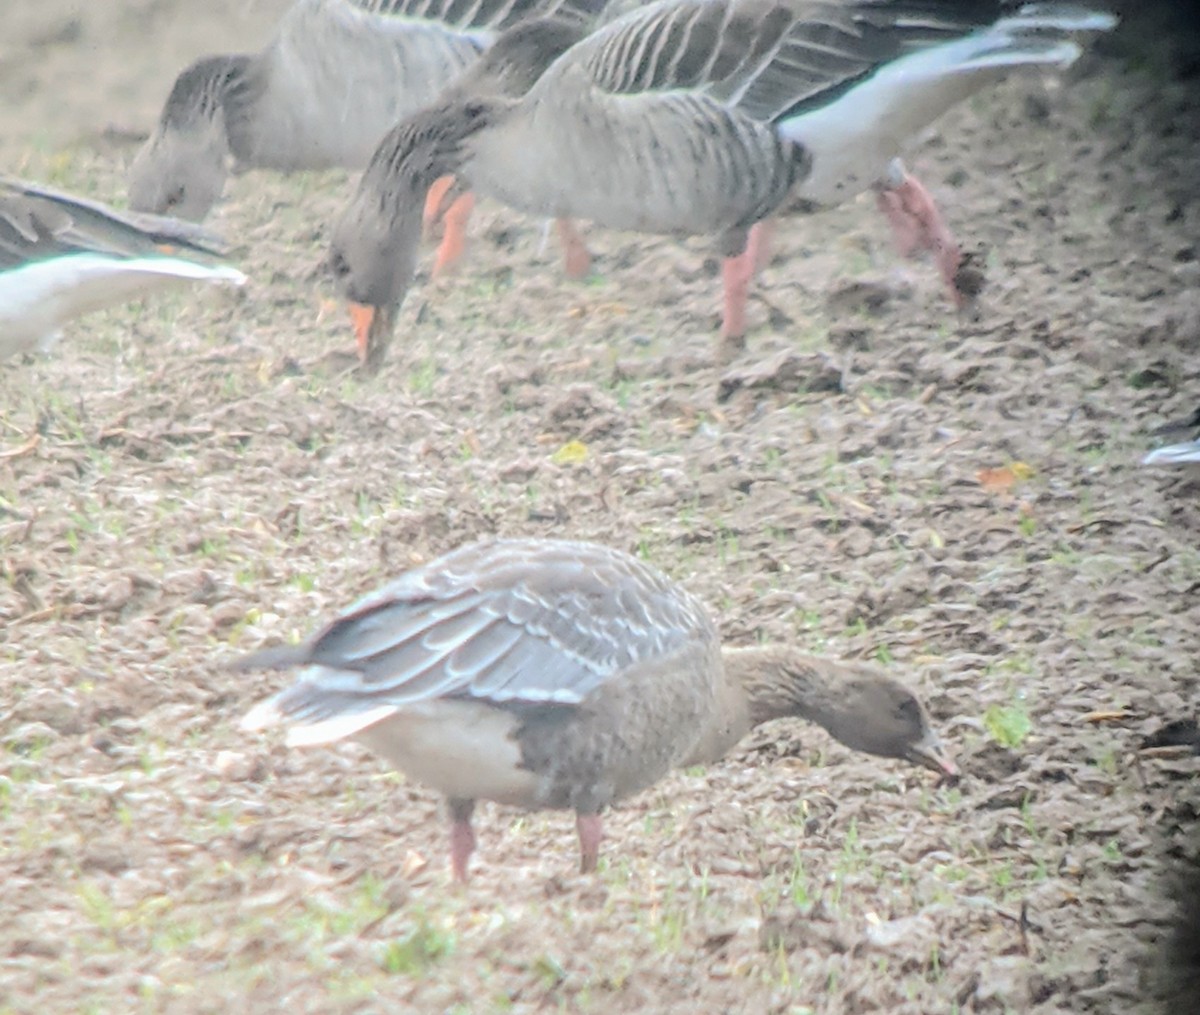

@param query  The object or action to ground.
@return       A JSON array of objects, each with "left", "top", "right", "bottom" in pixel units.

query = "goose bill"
[
  {"left": 905, "top": 729, "right": 958, "bottom": 779},
  {"left": 350, "top": 301, "right": 396, "bottom": 372}
]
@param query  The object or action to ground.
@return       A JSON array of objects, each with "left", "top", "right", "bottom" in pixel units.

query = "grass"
[
  {"left": 0, "top": 60, "right": 1192, "bottom": 1015},
  {"left": 983, "top": 701, "right": 1033, "bottom": 750}
]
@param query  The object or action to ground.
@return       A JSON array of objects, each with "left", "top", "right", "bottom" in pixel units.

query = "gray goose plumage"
[
  {"left": 127, "top": 0, "right": 606, "bottom": 222},
  {"left": 237, "top": 538, "right": 956, "bottom": 881},
  {"left": 1143, "top": 406, "right": 1200, "bottom": 466},
  {"left": 0, "top": 177, "right": 245, "bottom": 362},
  {"left": 329, "top": 0, "right": 1115, "bottom": 366}
]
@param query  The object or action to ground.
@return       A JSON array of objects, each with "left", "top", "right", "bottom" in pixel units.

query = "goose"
[
  {"left": 128, "top": 0, "right": 606, "bottom": 276},
  {"left": 237, "top": 537, "right": 957, "bottom": 881},
  {"left": 1143, "top": 442, "right": 1200, "bottom": 467},
  {"left": 1143, "top": 406, "right": 1200, "bottom": 465},
  {"left": 329, "top": 0, "right": 1116, "bottom": 367},
  {"left": 0, "top": 177, "right": 246, "bottom": 362},
  {"left": 342, "top": 14, "right": 595, "bottom": 365}
]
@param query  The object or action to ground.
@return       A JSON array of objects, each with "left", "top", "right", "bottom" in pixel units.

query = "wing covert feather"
[{"left": 240, "top": 540, "right": 717, "bottom": 716}]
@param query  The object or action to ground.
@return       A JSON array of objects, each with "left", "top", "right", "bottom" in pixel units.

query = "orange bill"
[{"left": 349, "top": 302, "right": 375, "bottom": 363}]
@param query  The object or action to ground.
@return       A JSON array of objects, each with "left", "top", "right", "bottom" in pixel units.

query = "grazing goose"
[
  {"left": 0, "top": 177, "right": 245, "bottom": 361},
  {"left": 238, "top": 538, "right": 956, "bottom": 881},
  {"left": 128, "top": 0, "right": 605, "bottom": 277},
  {"left": 330, "top": 0, "right": 1115, "bottom": 367},
  {"left": 342, "top": 14, "right": 593, "bottom": 365}
]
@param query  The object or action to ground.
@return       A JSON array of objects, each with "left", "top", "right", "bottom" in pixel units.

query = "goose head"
[
  {"left": 128, "top": 55, "right": 250, "bottom": 221},
  {"left": 129, "top": 123, "right": 231, "bottom": 221},
  {"left": 327, "top": 98, "right": 499, "bottom": 370}
]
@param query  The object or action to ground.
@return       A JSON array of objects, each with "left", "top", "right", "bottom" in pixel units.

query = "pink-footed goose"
[
  {"left": 329, "top": 0, "right": 1115, "bottom": 368},
  {"left": 128, "top": 0, "right": 604, "bottom": 273},
  {"left": 0, "top": 177, "right": 245, "bottom": 362},
  {"left": 237, "top": 538, "right": 957, "bottom": 881}
]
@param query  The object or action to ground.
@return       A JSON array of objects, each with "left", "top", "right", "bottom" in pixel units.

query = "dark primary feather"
[
  {"left": 756, "top": 0, "right": 1110, "bottom": 124},
  {"left": 1150, "top": 406, "right": 1200, "bottom": 438}
]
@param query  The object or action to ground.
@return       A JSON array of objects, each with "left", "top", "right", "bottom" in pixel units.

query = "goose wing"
[
  {"left": 0, "top": 177, "right": 228, "bottom": 268},
  {"left": 237, "top": 539, "right": 716, "bottom": 729},
  {"left": 564, "top": 0, "right": 1087, "bottom": 123},
  {"left": 565, "top": 0, "right": 797, "bottom": 101},
  {"left": 351, "top": 0, "right": 609, "bottom": 34}
]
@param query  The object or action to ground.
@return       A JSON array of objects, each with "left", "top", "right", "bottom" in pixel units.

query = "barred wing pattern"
[
  {"left": 517, "top": 0, "right": 813, "bottom": 233},
  {"left": 354, "top": 0, "right": 611, "bottom": 31},
  {"left": 243, "top": 540, "right": 717, "bottom": 727},
  {"left": 569, "top": 0, "right": 1026, "bottom": 124},
  {"left": 571, "top": 0, "right": 794, "bottom": 99}
]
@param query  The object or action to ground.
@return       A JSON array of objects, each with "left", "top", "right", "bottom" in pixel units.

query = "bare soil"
[{"left": 2, "top": 4, "right": 1199, "bottom": 1012}]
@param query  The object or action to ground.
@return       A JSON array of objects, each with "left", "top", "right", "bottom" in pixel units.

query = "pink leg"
[
  {"left": 718, "top": 218, "right": 785, "bottom": 358},
  {"left": 748, "top": 217, "right": 777, "bottom": 274},
  {"left": 876, "top": 187, "right": 926, "bottom": 258},
  {"left": 432, "top": 192, "right": 476, "bottom": 278},
  {"left": 576, "top": 813, "right": 603, "bottom": 874},
  {"left": 720, "top": 240, "right": 760, "bottom": 352},
  {"left": 423, "top": 175, "right": 456, "bottom": 236},
  {"left": 720, "top": 219, "right": 772, "bottom": 347},
  {"left": 557, "top": 218, "right": 592, "bottom": 279},
  {"left": 876, "top": 166, "right": 966, "bottom": 306},
  {"left": 448, "top": 799, "right": 476, "bottom": 883}
]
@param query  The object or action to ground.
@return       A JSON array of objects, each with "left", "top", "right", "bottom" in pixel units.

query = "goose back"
[{"left": 230, "top": 0, "right": 486, "bottom": 172}]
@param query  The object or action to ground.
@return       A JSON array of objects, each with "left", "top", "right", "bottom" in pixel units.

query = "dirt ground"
[{"left": 2, "top": 3, "right": 1199, "bottom": 1012}]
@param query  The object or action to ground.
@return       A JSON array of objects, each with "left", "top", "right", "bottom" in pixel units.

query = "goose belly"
[
  {"left": 354, "top": 700, "right": 543, "bottom": 807},
  {"left": 350, "top": 696, "right": 685, "bottom": 815},
  {"left": 351, "top": 643, "right": 721, "bottom": 816}
]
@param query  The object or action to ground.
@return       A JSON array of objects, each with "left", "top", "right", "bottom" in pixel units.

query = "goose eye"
[
  {"left": 164, "top": 185, "right": 185, "bottom": 212},
  {"left": 327, "top": 249, "right": 350, "bottom": 281}
]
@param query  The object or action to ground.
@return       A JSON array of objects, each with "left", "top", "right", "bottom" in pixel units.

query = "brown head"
[
  {"left": 727, "top": 647, "right": 957, "bottom": 778},
  {"left": 816, "top": 669, "right": 957, "bottom": 777},
  {"left": 128, "top": 55, "right": 253, "bottom": 221}
]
